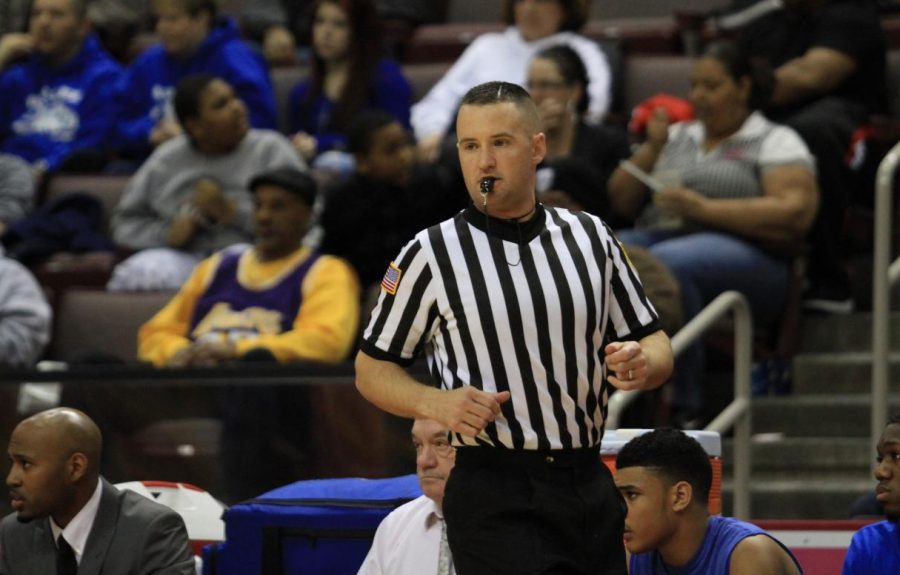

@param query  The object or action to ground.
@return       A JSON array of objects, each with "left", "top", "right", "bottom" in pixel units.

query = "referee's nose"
[{"left": 477, "top": 145, "right": 497, "bottom": 172}]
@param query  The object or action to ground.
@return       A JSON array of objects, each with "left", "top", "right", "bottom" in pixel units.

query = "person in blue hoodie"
[
  {"left": 288, "top": 0, "right": 411, "bottom": 167},
  {"left": 0, "top": 0, "right": 122, "bottom": 177},
  {"left": 113, "top": 0, "right": 277, "bottom": 161}
]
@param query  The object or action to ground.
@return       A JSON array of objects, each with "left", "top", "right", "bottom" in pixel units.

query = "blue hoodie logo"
[
  {"left": 13, "top": 86, "right": 82, "bottom": 142},
  {"left": 150, "top": 84, "right": 176, "bottom": 122}
]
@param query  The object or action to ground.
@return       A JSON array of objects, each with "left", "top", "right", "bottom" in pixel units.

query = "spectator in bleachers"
[
  {"left": 527, "top": 44, "right": 630, "bottom": 219},
  {"left": 0, "top": 0, "right": 32, "bottom": 70},
  {"left": 88, "top": 0, "right": 151, "bottom": 65},
  {"left": 139, "top": 166, "right": 360, "bottom": 502},
  {"left": 137, "top": 166, "right": 359, "bottom": 367},
  {"left": 608, "top": 41, "right": 818, "bottom": 427},
  {"left": 411, "top": 0, "right": 612, "bottom": 163},
  {"left": 615, "top": 428, "right": 803, "bottom": 574},
  {"left": 377, "top": 0, "right": 445, "bottom": 25},
  {"left": 0, "top": 245, "right": 52, "bottom": 369},
  {"left": 0, "top": 0, "right": 122, "bottom": 179},
  {"left": 113, "top": 0, "right": 277, "bottom": 163},
  {"left": 109, "top": 74, "right": 304, "bottom": 291},
  {"left": 0, "top": 153, "right": 34, "bottom": 238},
  {"left": 730, "top": 0, "right": 887, "bottom": 313},
  {"left": 241, "top": 0, "right": 313, "bottom": 67},
  {"left": 288, "top": 0, "right": 412, "bottom": 169},
  {"left": 842, "top": 414, "right": 900, "bottom": 574},
  {"left": 318, "top": 111, "right": 466, "bottom": 289},
  {"left": 0, "top": 0, "right": 30, "bottom": 37}
]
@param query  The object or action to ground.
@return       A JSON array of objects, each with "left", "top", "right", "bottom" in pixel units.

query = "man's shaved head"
[
  {"left": 20, "top": 408, "right": 102, "bottom": 474},
  {"left": 6, "top": 408, "right": 103, "bottom": 526}
]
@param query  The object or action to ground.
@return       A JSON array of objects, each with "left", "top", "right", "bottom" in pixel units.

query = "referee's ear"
[{"left": 532, "top": 132, "right": 547, "bottom": 166}]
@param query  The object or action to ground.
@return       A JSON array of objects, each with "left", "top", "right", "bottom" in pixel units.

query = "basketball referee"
[{"left": 355, "top": 81, "right": 674, "bottom": 575}]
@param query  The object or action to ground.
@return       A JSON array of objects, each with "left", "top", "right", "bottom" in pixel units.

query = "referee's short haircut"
[
  {"left": 460, "top": 81, "right": 541, "bottom": 133},
  {"left": 616, "top": 428, "right": 712, "bottom": 505}
]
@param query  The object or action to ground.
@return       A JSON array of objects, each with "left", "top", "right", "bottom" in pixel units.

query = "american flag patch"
[{"left": 381, "top": 262, "right": 402, "bottom": 294}]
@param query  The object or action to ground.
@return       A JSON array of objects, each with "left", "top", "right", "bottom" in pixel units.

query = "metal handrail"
[
  {"left": 872, "top": 140, "right": 900, "bottom": 452},
  {"left": 606, "top": 290, "right": 753, "bottom": 519}
]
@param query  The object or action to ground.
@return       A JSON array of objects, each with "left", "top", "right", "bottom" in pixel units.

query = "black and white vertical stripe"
[{"left": 361, "top": 205, "right": 660, "bottom": 450}]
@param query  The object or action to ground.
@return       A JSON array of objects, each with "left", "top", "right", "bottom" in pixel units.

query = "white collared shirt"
[
  {"left": 676, "top": 111, "right": 814, "bottom": 168},
  {"left": 50, "top": 479, "right": 103, "bottom": 564},
  {"left": 410, "top": 26, "right": 611, "bottom": 139},
  {"left": 635, "top": 110, "right": 816, "bottom": 229},
  {"left": 357, "top": 495, "right": 455, "bottom": 575}
]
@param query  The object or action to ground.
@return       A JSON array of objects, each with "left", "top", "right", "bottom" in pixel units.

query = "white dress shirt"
[
  {"left": 50, "top": 478, "right": 103, "bottom": 564},
  {"left": 410, "top": 26, "right": 612, "bottom": 140},
  {"left": 357, "top": 495, "right": 456, "bottom": 575}
]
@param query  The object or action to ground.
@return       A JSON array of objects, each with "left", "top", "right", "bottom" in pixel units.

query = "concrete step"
[
  {"left": 751, "top": 394, "right": 900, "bottom": 437},
  {"left": 721, "top": 471, "right": 874, "bottom": 519},
  {"left": 799, "top": 312, "right": 900, "bottom": 353},
  {"left": 722, "top": 436, "right": 874, "bottom": 473},
  {"left": 791, "top": 352, "right": 900, "bottom": 394}
]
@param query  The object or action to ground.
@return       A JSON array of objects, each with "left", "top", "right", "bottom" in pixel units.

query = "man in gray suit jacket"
[{"left": 0, "top": 407, "right": 195, "bottom": 574}]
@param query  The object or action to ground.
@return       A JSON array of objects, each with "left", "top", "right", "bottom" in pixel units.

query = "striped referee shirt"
[{"left": 361, "top": 204, "right": 661, "bottom": 450}]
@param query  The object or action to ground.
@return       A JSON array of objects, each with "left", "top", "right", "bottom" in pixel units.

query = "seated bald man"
[{"left": 0, "top": 408, "right": 194, "bottom": 575}]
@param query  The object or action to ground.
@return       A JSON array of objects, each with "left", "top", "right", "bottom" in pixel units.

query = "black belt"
[{"left": 455, "top": 445, "right": 601, "bottom": 469}]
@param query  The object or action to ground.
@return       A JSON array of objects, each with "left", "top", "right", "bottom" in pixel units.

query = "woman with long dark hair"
[{"left": 288, "top": 0, "right": 411, "bottom": 163}]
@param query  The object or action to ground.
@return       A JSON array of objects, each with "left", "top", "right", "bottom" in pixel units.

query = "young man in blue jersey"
[
  {"left": 842, "top": 414, "right": 900, "bottom": 574},
  {"left": 615, "top": 428, "right": 802, "bottom": 574},
  {"left": 0, "top": 0, "right": 122, "bottom": 177}
]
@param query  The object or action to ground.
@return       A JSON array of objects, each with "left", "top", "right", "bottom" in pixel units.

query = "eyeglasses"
[{"left": 414, "top": 439, "right": 456, "bottom": 459}]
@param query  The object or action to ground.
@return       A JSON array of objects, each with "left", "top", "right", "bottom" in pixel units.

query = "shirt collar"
[
  {"left": 685, "top": 110, "right": 768, "bottom": 146},
  {"left": 425, "top": 497, "right": 444, "bottom": 529},
  {"left": 463, "top": 203, "right": 546, "bottom": 243},
  {"left": 51, "top": 479, "right": 103, "bottom": 564}
]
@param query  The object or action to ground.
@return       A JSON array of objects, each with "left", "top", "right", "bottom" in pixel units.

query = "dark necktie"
[{"left": 56, "top": 534, "right": 78, "bottom": 575}]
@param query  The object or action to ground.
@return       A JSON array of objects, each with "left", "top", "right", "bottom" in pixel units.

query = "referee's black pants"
[{"left": 443, "top": 446, "right": 627, "bottom": 575}]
